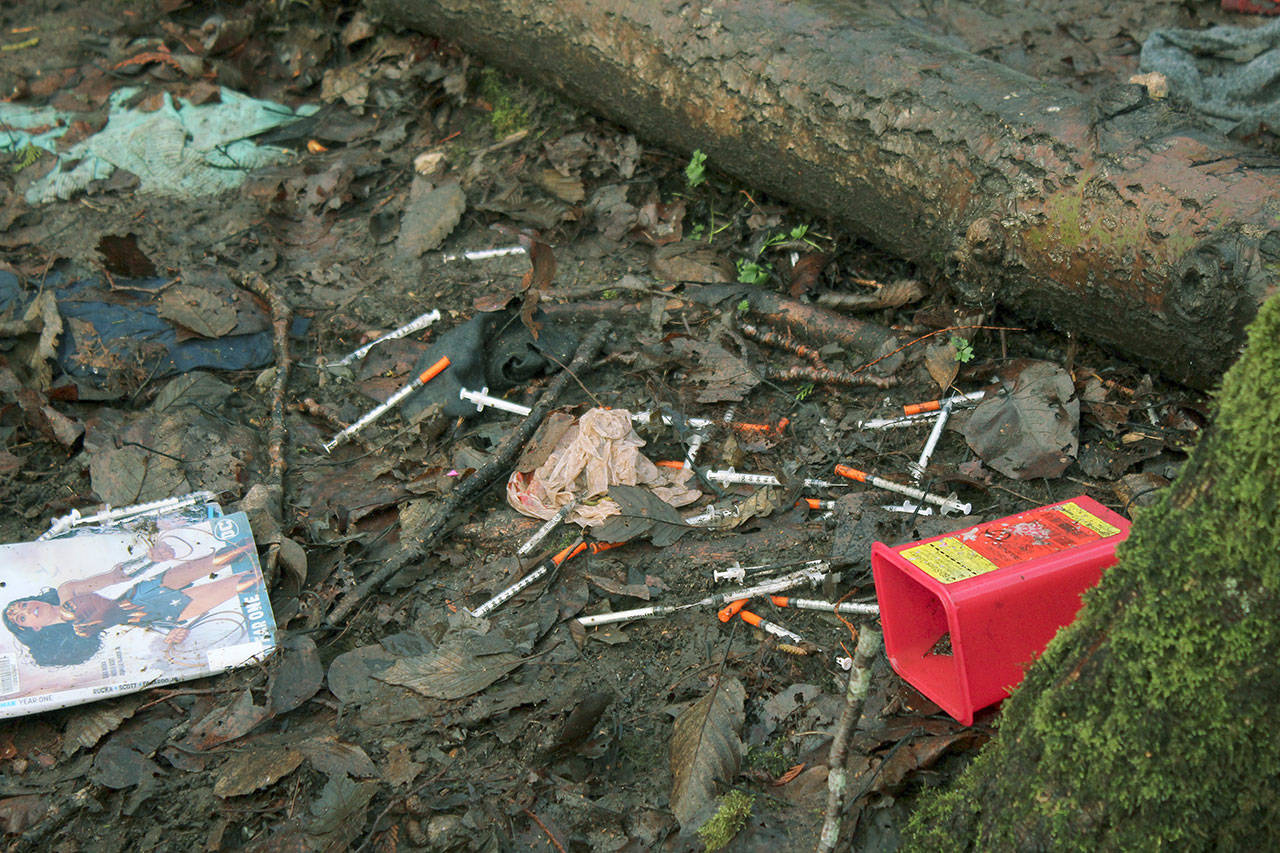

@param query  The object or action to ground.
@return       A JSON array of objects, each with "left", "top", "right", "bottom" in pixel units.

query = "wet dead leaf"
[
  {"left": 397, "top": 176, "right": 466, "bottom": 258},
  {"left": 62, "top": 695, "right": 142, "bottom": 757},
  {"left": 214, "top": 745, "right": 306, "bottom": 798},
  {"left": 0, "top": 290, "right": 61, "bottom": 390},
  {"left": 0, "top": 795, "right": 48, "bottom": 834},
  {"left": 375, "top": 639, "right": 523, "bottom": 700},
  {"left": 326, "top": 644, "right": 396, "bottom": 704},
  {"left": 787, "top": 252, "right": 827, "bottom": 298},
  {"left": 593, "top": 484, "right": 692, "bottom": 547},
  {"left": 962, "top": 361, "right": 1079, "bottom": 480},
  {"left": 157, "top": 283, "right": 238, "bottom": 339},
  {"left": 672, "top": 339, "right": 759, "bottom": 403},
  {"left": 268, "top": 634, "right": 324, "bottom": 714},
  {"left": 519, "top": 237, "right": 556, "bottom": 339},
  {"left": 587, "top": 574, "right": 651, "bottom": 600},
  {"left": 96, "top": 233, "right": 157, "bottom": 278},
  {"left": 924, "top": 342, "right": 959, "bottom": 391},
  {"left": 650, "top": 242, "right": 734, "bottom": 283},
  {"left": 184, "top": 689, "right": 271, "bottom": 751},
  {"left": 90, "top": 740, "right": 161, "bottom": 789},
  {"left": 669, "top": 677, "right": 745, "bottom": 830},
  {"left": 382, "top": 743, "right": 425, "bottom": 787},
  {"left": 306, "top": 773, "right": 378, "bottom": 838},
  {"left": 536, "top": 168, "right": 585, "bottom": 204},
  {"left": 300, "top": 737, "right": 380, "bottom": 779}
]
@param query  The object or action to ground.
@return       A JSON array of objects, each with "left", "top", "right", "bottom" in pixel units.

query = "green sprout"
[
  {"left": 696, "top": 790, "right": 755, "bottom": 852},
  {"left": 685, "top": 149, "right": 708, "bottom": 188},
  {"left": 736, "top": 260, "right": 770, "bottom": 285},
  {"left": 736, "top": 298, "right": 751, "bottom": 314},
  {"left": 601, "top": 289, "right": 619, "bottom": 300},
  {"left": 10, "top": 143, "right": 42, "bottom": 173},
  {"left": 950, "top": 335, "right": 975, "bottom": 363},
  {"left": 794, "top": 382, "right": 815, "bottom": 402}
]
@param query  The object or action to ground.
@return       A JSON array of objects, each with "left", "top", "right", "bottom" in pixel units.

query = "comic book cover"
[{"left": 0, "top": 510, "right": 277, "bottom": 719}]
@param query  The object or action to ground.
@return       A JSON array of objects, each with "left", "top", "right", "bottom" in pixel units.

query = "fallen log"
[{"left": 371, "top": 0, "right": 1280, "bottom": 388}]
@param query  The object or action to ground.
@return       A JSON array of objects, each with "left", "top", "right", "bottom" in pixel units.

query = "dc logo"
[{"left": 213, "top": 518, "right": 240, "bottom": 541}]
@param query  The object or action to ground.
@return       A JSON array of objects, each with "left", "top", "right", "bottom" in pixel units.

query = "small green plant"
[
  {"left": 696, "top": 790, "right": 755, "bottom": 852},
  {"left": 10, "top": 143, "right": 42, "bottom": 173},
  {"left": 794, "top": 382, "right": 815, "bottom": 402},
  {"left": 600, "top": 289, "right": 619, "bottom": 300},
  {"left": 685, "top": 149, "right": 708, "bottom": 188},
  {"left": 478, "top": 68, "right": 529, "bottom": 138},
  {"left": 736, "top": 259, "right": 770, "bottom": 285},
  {"left": 746, "top": 738, "right": 790, "bottom": 776},
  {"left": 950, "top": 335, "right": 975, "bottom": 363},
  {"left": 736, "top": 298, "right": 751, "bottom": 314}
]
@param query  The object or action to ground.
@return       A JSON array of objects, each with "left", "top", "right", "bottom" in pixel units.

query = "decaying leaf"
[
  {"left": 157, "top": 283, "right": 238, "bottom": 339},
  {"left": 518, "top": 237, "right": 556, "bottom": 339},
  {"left": 96, "top": 233, "right": 156, "bottom": 278},
  {"left": 0, "top": 290, "right": 62, "bottom": 390},
  {"left": 924, "top": 342, "right": 959, "bottom": 391},
  {"left": 306, "top": 773, "right": 378, "bottom": 839},
  {"left": 962, "top": 360, "right": 1079, "bottom": 480},
  {"left": 267, "top": 634, "right": 324, "bottom": 714},
  {"left": 183, "top": 689, "right": 271, "bottom": 751},
  {"left": 0, "top": 795, "right": 48, "bottom": 835},
  {"left": 787, "top": 252, "right": 827, "bottom": 298},
  {"left": 650, "top": 241, "right": 734, "bottom": 283},
  {"left": 375, "top": 636, "right": 523, "bottom": 700},
  {"left": 670, "top": 677, "right": 746, "bottom": 830},
  {"left": 672, "top": 339, "right": 759, "bottom": 403},
  {"left": 396, "top": 176, "right": 466, "bottom": 258},
  {"left": 535, "top": 168, "right": 585, "bottom": 203},
  {"left": 214, "top": 745, "right": 306, "bottom": 798},
  {"left": 299, "top": 737, "right": 380, "bottom": 778},
  {"left": 593, "top": 484, "right": 693, "bottom": 547},
  {"left": 62, "top": 695, "right": 142, "bottom": 756}
]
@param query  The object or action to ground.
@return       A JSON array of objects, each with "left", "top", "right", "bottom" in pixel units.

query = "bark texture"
[
  {"left": 371, "top": 0, "right": 1280, "bottom": 387},
  {"left": 905, "top": 293, "right": 1280, "bottom": 848}
]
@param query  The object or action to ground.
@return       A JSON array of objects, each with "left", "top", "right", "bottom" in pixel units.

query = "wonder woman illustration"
[{"left": 2, "top": 539, "right": 257, "bottom": 667}]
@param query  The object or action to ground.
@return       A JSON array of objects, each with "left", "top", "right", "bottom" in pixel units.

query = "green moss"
[
  {"left": 745, "top": 737, "right": 790, "bottom": 777},
  {"left": 905, "top": 294, "right": 1280, "bottom": 849},
  {"left": 696, "top": 790, "right": 754, "bottom": 852},
  {"left": 478, "top": 67, "right": 530, "bottom": 139}
]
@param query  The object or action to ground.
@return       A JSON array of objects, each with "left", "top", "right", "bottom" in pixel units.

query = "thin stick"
[
  {"left": 241, "top": 272, "right": 292, "bottom": 586},
  {"left": 327, "top": 321, "right": 610, "bottom": 624},
  {"left": 817, "top": 626, "right": 882, "bottom": 853},
  {"left": 522, "top": 808, "right": 568, "bottom": 853}
]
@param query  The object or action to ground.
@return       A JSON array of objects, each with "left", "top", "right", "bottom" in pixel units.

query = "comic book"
[{"left": 0, "top": 502, "right": 277, "bottom": 719}]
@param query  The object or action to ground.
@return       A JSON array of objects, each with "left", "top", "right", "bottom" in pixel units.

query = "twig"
[
  {"left": 240, "top": 272, "right": 292, "bottom": 587},
  {"left": 326, "top": 321, "right": 611, "bottom": 624},
  {"left": 817, "top": 626, "right": 882, "bottom": 853},
  {"left": 759, "top": 364, "right": 898, "bottom": 390},
  {"left": 739, "top": 320, "right": 827, "bottom": 368},
  {"left": 523, "top": 808, "right": 568, "bottom": 853},
  {"left": 850, "top": 324, "right": 1023, "bottom": 378}
]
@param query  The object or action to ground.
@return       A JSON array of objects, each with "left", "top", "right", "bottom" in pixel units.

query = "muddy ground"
[{"left": 0, "top": 1, "right": 1254, "bottom": 850}]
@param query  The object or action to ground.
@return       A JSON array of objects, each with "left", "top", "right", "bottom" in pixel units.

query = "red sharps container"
[{"left": 872, "top": 496, "right": 1130, "bottom": 724}]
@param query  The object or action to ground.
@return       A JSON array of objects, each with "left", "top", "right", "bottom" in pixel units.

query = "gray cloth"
[{"left": 1140, "top": 18, "right": 1280, "bottom": 138}]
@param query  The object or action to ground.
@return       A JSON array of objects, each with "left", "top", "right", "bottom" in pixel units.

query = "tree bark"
[
  {"left": 903, "top": 293, "right": 1280, "bottom": 848},
  {"left": 371, "top": 0, "right": 1280, "bottom": 388}
]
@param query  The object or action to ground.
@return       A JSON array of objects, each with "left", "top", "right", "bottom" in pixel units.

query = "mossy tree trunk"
[
  {"left": 905, "top": 293, "right": 1280, "bottom": 849},
  {"left": 370, "top": 0, "right": 1280, "bottom": 387}
]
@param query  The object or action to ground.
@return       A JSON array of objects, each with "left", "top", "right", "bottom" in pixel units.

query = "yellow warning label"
[
  {"left": 1055, "top": 501, "right": 1121, "bottom": 538},
  {"left": 900, "top": 538, "right": 1000, "bottom": 584}
]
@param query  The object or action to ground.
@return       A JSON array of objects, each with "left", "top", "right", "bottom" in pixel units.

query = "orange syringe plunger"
[{"left": 718, "top": 598, "right": 749, "bottom": 622}]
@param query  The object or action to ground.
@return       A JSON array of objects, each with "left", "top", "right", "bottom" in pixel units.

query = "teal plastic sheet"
[{"left": 0, "top": 87, "right": 315, "bottom": 203}]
